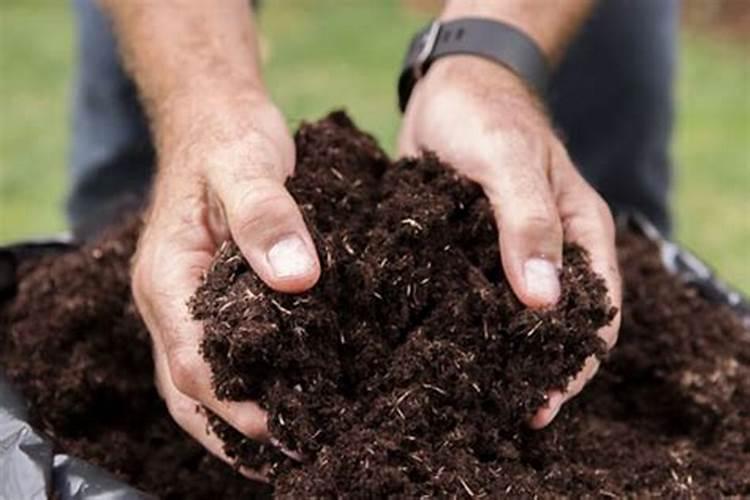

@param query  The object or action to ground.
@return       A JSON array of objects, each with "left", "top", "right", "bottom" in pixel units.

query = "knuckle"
[
  {"left": 164, "top": 388, "right": 200, "bottom": 428},
  {"left": 130, "top": 237, "right": 150, "bottom": 282},
  {"left": 131, "top": 254, "right": 152, "bottom": 293},
  {"left": 565, "top": 190, "right": 617, "bottom": 244},
  {"left": 168, "top": 350, "right": 201, "bottom": 397},
  {"left": 131, "top": 253, "right": 157, "bottom": 312},
  {"left": 212, "top": 126, "right": 292, "bottom": 182},
  {"left": 248, "top": 129, "right": 294, "bottom": 178},
  {"left": 594, "top": 195, "right": 616, "bottom": 231},
  {"left": 505, "top": 209, "right": 563, "bottom": 243},
  {"left": 231, "top": 181, "right": 297, "bottom": 236},
  {"left": 233, "top": 410, "right": 267, "bottom": 440},
  {"left": 130, "top": 227, "right": 170, "bottom": 299}
]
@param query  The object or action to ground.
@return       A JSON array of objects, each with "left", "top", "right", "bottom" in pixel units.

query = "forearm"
[
  {"left": 440, "top": 0, "right": 595, "bottom": 65},
  {"left": 99, "top": 0, "right": 265, "bottom": 146}
]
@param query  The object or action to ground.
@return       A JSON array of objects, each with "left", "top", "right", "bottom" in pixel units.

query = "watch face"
[
  {"left": 399, "top": 21, "right": 441, "bottom": 111},
  {"left": 413, "top": 21, "right": 442, "bottom": 75}
]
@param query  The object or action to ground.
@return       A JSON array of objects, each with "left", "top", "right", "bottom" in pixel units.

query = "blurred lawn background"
[{"left": 1, "top": 1, "right": 748, "bottom": 292}]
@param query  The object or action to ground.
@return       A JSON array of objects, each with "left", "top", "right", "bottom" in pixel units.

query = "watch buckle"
[{"left": 413, "top": 21, "right": 441, "bottom": 80}]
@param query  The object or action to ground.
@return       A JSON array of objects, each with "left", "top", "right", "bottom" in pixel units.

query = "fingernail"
[
  {"left": 267, "top": 234, "right": 315, "bottom": 279},
  {"left": 524, "top": 258, "right": 560, "bottom": 306}
]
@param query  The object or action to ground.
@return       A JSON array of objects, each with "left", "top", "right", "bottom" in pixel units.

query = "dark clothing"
[
  {"left": 68, "top": 0, "right": 678, "bottom": 240},
  {"left": 69, "top": 0, "right": 154, "bottom": 239},
  {"left": 549, "top": 0, "right": 678, "bottom": 235}
]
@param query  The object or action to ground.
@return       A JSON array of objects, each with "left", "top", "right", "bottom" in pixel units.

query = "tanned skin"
[
  {"left": 99, "top": 0, "right": 621, "bottom": 474},
  {"left": 401, "top": 0, "right": 619, "bottom": 430},
  {"left": 441, "top": 0, "right": 595, "bottom": 64}
]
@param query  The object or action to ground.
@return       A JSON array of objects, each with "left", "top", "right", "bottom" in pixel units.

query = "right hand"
[
  {"left": 131, "top": 92, "right": 320, "bottom": 475},
  {"left": 399, "top": 57, "right": 622, "bottom": 428}
]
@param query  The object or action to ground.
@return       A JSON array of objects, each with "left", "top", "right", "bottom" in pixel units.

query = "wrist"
[
  {"left": 406, "top": 55, "right": 552, "bottom": 147},
  {"left": 439, "top": 1, "right": 549, "bottom": 60},
  {"left": 153, "top": 86, "right": 273, "bottom": 153},
  {"left": 154, "top": 89, "right": 294, "bottom": 186},
  {"left": 440, "top": 0, "right": 519, "bottom": 23},
  {"left": 398, "top": 16, "right": 552, "bottom": 112},
  {"left": 418, "top": 56, "right": 545, "bottom": 113},
  {"left": 428, "top": 56, "right": 527, "bottom": 93},
  {"left": 439, "top": 0, "right": 594, "bottom": 65}
]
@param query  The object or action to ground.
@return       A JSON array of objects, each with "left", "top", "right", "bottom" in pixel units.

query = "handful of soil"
[
  {"left": 189, "top": 112, "right": 615, "bottom": 496},
  {"left": 1, "top": 112, "right": 747, "bottom": 498}
]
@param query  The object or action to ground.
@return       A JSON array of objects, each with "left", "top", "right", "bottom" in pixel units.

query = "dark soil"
[
  {"left": 191, "top": 112, "right": 614, "bottom": 496},
  {"left": 1, "top": 113, "right": 748, "bottom": 498},
  {"left": 0, "top": 219, "right": 269, "bottom": 499}
]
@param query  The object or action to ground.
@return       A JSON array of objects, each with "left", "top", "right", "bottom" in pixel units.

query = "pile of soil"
[
  {"left": 191, "top": 113, "right": 614, "bottom": 496},
  {"left": 0, "top": 219, "right": 268, "bottom": 498},
  {"left": 1, "top": 113, "right": 748, "bottom": 498}
]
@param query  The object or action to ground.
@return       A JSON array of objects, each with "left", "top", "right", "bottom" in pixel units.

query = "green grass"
[
  {"left": 1, "top": 1, "right": 748, "bottom": 293},
  {"left": 673, "top": 34, "right": 750, "bottom": 293},
  {"left": 0, "top": 1, "right": 71, "bottom": 240},
  {"left": 261, "top": 0, "right": 428, "bottom": 150}
]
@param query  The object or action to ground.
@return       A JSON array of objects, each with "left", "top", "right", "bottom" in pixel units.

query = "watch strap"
[{"left": 398, "top": 18, "right": 550, "bottom": 112}]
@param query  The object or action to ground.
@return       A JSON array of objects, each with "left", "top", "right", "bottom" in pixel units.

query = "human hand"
[
  {"left": 132, "top": 92, "right": 320, "bottom": 474},
  {"left": 398, "top": 56, "right": 622, "bottom": 428}
]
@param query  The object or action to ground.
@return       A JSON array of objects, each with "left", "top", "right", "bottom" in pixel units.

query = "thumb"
[
  {"left": 483, "top": 163, "right": 563, "bottom": 309},
  {"left": 212, "top": 171, "right": 320, "bottom": 293}
]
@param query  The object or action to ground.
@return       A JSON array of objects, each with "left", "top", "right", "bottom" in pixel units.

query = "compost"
[{"left": 1, "top": 113, "right": 748, "bottom": 498}]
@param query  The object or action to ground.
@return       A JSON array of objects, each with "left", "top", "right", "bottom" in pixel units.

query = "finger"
[
  {"left": 397, "top": 136, "right": 419, "bottom": 158},
  {"left": 167, "top": 341, "right": 270, "bottom": 441},
  {"left": 396, "top": 116, "right": 419, "bottom": 158},
  {"left": 207, "top": 146, "right": 320, "bottom": 293},
  {"left": 553, "top": 157, "right": 623, "bottom": 350},
  {"left": 480, "top": 136, "right": 564, "bottom": 309},
  {"left": 133, "top": 229, "right": 270, "bottom": 442},
  {"left": 527, "top": 153, "right": 623, "bottom": 430},
  {"left": 526, "top": 148, "right": 622, "bottom": 429},
  {"left": 528, "top": 355, "right": 601, "bottom": 429},
  {"left": 152, "top": 334, "right": 269, "bottom": 482}
]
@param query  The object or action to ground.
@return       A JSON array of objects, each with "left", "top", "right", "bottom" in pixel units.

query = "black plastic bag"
[
  {"left": 0, "top": 241, "right": 152, "bottom": 500},
  {"left": 622, "top": 213, "right": 750, "bottom": 327},
  {"left": 1, "top": 376, "right": 152, "bottom": 499}
]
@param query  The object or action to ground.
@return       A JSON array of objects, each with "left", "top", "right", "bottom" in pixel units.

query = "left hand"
[{"left": 398, "top": 56, "right": 622, "bottom": 428}]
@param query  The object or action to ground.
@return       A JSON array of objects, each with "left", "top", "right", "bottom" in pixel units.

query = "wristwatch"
[{"left": 398, "top": 18, "right": 550, "bottom": 112}]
